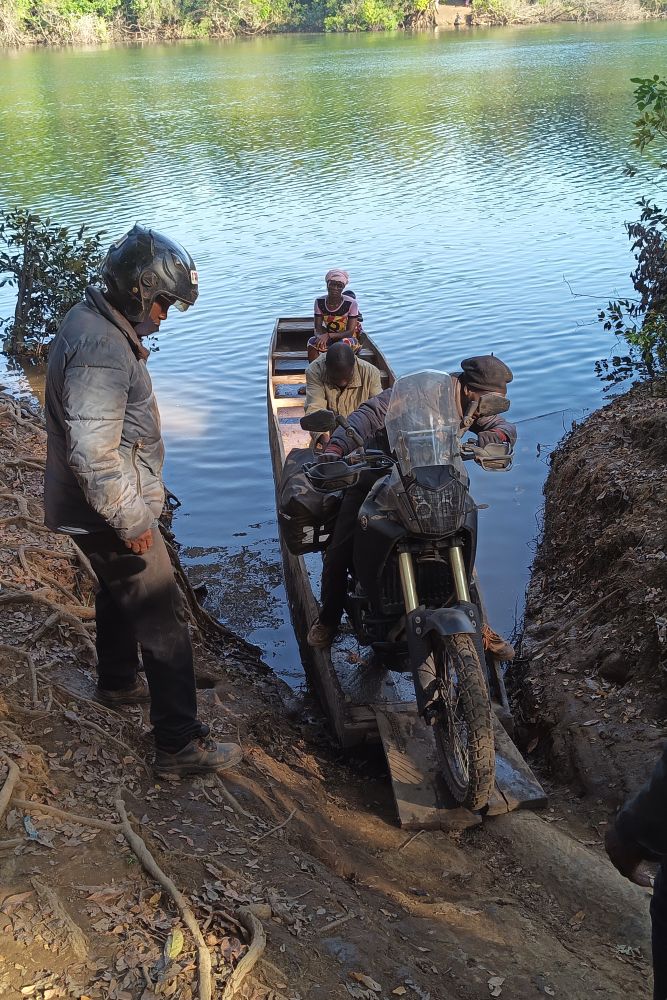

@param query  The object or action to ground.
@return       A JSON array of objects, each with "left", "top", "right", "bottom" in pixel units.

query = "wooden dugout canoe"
[
  {"left": 267, "top": 316, "right": 409, "bottom": 747},
  {"left": 267, "top": 317, "right": 547, "bottom": 827}
]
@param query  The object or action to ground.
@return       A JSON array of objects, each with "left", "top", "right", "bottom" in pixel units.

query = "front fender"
[
  {"left": 414, "top": 606, "right": 477, "bottom": 638},
  {"left": 406, "top": 604, "right": 482, "bottom": 718}
]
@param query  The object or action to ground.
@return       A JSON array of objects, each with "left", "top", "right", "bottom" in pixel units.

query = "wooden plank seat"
[{"left": 274, "top": 348, "right": 376, "bottom": 360}]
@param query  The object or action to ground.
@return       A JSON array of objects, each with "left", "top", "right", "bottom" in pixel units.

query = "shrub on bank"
[
  {"left": 472, "top": 0, "right": 652, "bottom": 23},
  {"left": 324, "top": 0, "right": 428, "bottom": 31},
  {"left": 0, "top": 0, "right": 298, "bottom": 43},
  {"left": 598, "top": 76, "right": 667, "bottom": 386},
  {"left": 0, "top": 209, "right": 105, "bottom": 358},
  {"left": 1, "top": 0, "right": 663, "bottom": 41}
]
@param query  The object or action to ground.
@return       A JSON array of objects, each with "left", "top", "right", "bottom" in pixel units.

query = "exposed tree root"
[
  {"left": 253, "top": 808, "right": 296, "bottom": 844},
  {"left": 114, "top": 787, "right": 213, "bottom": 1000},
  {"left": 5, "top": 456, "right": 46, "bottom": 470},
  {"left": 0, "top": 751, "right": 21, "bottom": 826},
  {"left": 216, "top": 777, "right": 257, "bottom": 820},
  {"left": 17, "top": 545, "right": 89, "bottom": 608},
  {"left": 0, "top": 591, "right": 97, "bottom": 657},
  {"left": 66, "top": 537, "right": 98, "bottom": 584},
  {"left": 0, "top": 838, "right": 24, "bottom": 850},
  {"left": 12, "top": 796, "right": 120, "bottom": 832},
  {"left": 220, "top": 906, "right": 266, "bottom": 1000},
  {"left": 521, "top": 587, "right": 623, "bottom": 660},
  {"left": 0, "top": 387, "right": 274, "bottom": 998},
  {"left": 31, "top": 878, "right": 89, "bottom": 961},
  {"left": 55, "top": 701, "right": 150, "bottom": 775},
  {"left": 0, "top": 644, "right": 38, "bottom": 708},
  {"left": 0, "top": 514, "right": 52, "bottom": 532},
  {"left": 0, "top": 490, "right": 32, "bottom": 517}
]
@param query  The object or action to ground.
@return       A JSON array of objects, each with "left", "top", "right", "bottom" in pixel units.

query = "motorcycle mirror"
[
  {"left": 336, "top": 413, "right": 366, "bottom": 448},
  {"left": 476, "top": 392, "right": 510, "bottom": 417},
  {"left": 300, "top": 409, "right": 337, "bottom": 432}
]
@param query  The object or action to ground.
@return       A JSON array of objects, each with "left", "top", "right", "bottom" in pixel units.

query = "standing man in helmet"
[{"left": 45, "top": 223, "right": 242, "bottom": 777}]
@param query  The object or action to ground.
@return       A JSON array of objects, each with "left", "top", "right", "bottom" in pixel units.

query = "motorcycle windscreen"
[{"left": 385, "top": 371, "right": 460, "bottom": 476}]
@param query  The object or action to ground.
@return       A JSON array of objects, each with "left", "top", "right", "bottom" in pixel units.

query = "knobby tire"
[{"left": 432, "top": 632, "right": 494, "bottom": 812}]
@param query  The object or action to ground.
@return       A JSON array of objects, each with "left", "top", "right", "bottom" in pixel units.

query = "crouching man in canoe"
[
  {"left": 305, "top": 342, "right": 383, "bottom": 452},
  {"left": 44, "top": 223, "right": 242, "bottom": 778},
  {"left": 307, "top": 355, "right": 517, "bottom": 649}
]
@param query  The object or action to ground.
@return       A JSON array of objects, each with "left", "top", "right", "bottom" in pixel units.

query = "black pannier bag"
[{"left": 278, "top": 447, "right": 342, "bottom": 555}]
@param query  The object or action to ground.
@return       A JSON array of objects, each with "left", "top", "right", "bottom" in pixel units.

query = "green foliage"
[
  {"left": 0, "top": 0, "right": 658, "bottom": 41},
  {"left": 632, "top": 74, "right": 667, "bottom": 154},
  {"left": 597, "top": 77, "right": 667, "bottom": 386},
  {"left": 0, "top": 209, "right": 105, "bottom": 358},
  {"left": 0, "top": 0, "right": 420, "bottom": 41},
  {"left": 324, "top": 0, "right": 405, "bottom": 31}
]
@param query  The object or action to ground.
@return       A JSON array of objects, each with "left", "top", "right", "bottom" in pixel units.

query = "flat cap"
[{"left": 460, "top": 355, "right": 513, "bottom": 393}]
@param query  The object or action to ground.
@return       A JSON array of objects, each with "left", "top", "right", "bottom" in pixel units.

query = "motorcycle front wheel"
[{"left": 430, "top": 633, "right": 495, "bottom": 811}]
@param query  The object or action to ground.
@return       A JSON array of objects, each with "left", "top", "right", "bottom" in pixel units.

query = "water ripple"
[{"left": 1, "top": 22, "right": 664, "bottom": 672}]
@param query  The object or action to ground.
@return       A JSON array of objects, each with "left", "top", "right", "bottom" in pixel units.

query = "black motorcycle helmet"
[{"left": 101, "top": 223, "right": 199, "bottom": 324}]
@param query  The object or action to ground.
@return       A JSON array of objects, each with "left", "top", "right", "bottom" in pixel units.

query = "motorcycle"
[{"left": 299, "top": 370, "right": 514, "bottom": 811}]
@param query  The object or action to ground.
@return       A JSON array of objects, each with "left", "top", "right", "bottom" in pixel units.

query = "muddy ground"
[
  {"left": 0, "top": 388, "right": 657, "bottom": 1000},
  {"left": 517, "top": 379, "right": 667, "bottom": 815}
]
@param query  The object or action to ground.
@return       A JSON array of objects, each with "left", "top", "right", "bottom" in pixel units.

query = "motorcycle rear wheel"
[{"left": 431, "top": 633, "right": 494, "bottom": 811}]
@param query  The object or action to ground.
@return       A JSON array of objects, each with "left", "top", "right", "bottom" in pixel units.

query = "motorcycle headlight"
[{"left": 406, "top": 478, "right": 470, "bottom": 537}]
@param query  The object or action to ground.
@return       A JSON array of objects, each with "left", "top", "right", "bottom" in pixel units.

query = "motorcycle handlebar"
[
  {"left": 304, "top": 450, "right": 395, "bottom": 491},
  {"left": 461, "top": 440, "right": 514, "bottom": 471}
]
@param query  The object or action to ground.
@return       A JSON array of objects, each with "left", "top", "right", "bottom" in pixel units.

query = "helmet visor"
[{"left": 156, "top": 293, "right": 192, "bottom": 313}]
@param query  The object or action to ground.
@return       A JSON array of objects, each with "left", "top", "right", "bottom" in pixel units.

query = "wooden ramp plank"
[
  {"left": 373, "top": 704, "right": 481, "bottom": 831},
  {"left": 374, "top": 704, "right": 546, "bottom": 829},
  {"left": 489, "top": 715, "right": 548, "bottom": 813}
]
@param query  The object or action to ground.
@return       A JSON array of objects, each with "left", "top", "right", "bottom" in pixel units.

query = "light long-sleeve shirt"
[{"left": 305, "top": 354, "right": 382, "bottom": 443}]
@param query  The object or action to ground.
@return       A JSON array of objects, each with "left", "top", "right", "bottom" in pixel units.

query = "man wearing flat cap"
[{"left": 308, "top": 355, "right": 516, "bottom": 648}]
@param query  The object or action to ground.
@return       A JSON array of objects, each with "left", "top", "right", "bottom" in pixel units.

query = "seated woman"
[{"left": 307, "top": 269, "right": 363, "bottom": 363}]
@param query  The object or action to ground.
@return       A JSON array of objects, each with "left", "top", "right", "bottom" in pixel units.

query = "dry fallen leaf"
[
  {"left": 392, "top": 989, "right": 407, "bottom": 997},
  {"left": 1, "top": 891, "right": 34, "bottom": 913},
  {"left": 351, "top": 972, "right": 382, "bottom": 992},
  {"left": 488, "top": 975, "right": 505, "bottom": 997},
  {"left": 164, "top": 928, "right": 184, "bottom": 961}
]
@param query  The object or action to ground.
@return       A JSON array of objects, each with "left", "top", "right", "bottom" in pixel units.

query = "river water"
[{"left": 1, "top": 23, "right": 664, "bottom": 684}]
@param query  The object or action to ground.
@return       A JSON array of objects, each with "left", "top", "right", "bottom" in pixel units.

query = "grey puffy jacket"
[{"left": 45, "top": 286, "right": 164, "bottom": 541}]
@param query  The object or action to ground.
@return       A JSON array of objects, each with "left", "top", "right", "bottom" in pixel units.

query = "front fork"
[
  {"left": 398, "top": 544, "right": 471, "bottom": 611},
  {"left": 400, "top": 544, "right": 480, "bottom": 721}
]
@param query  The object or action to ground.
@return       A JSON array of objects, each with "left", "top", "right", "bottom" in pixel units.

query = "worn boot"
[
  {"left": 95, "top": 676, "right": 151, "bottom": 707},
  {"left": 154, "top": 738, "right": 243, "bottom": 777},
  {"left": 307, "top": 618, "right": 337, "bottom": 649},
  {"left": 482, "top": 623, "right": 515, "bottom": 661}
]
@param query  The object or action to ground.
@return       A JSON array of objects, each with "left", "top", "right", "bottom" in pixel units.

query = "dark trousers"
[
  {"left": 653, "top": 864, "right": 667, "bottom": 999},
  {"left": 319, "top": 483, "right": 367, "bottom": 629},
  {"left": 73, "top": 528, "right": 202, "bottom": 753}
]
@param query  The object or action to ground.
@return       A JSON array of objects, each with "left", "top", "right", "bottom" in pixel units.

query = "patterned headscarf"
[{"left": 325, "top": 269, "right": 350, "bottom": 287}]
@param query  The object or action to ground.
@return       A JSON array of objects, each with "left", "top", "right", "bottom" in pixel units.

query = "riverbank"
[
  {"left": 0, "top": 0, "right": 661, "bottom": 48},
  {"left": 0, "top": 385, "right": 658, "bottom": 998},
  {"left": 516, "top": 378, "right": 667, "bottom": 814},
  {"left": 469, "top": 0, "right": 657, "bottom": 28}
]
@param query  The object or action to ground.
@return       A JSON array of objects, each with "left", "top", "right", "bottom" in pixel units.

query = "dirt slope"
[
  {"left": 0, "top": 389, "right": 655, "bottom": 1000},
  {"left": 517, "top": 379, "right": 667, "bottom": 809}
]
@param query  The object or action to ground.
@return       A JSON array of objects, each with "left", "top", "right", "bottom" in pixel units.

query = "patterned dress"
[{"left": 308, "top": 294, "right": 362, "bottom": 354}]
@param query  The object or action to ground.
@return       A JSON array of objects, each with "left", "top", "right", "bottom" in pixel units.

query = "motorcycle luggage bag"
[{"left": 278, "top": 447, "right": 342, "bottom": 555}]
